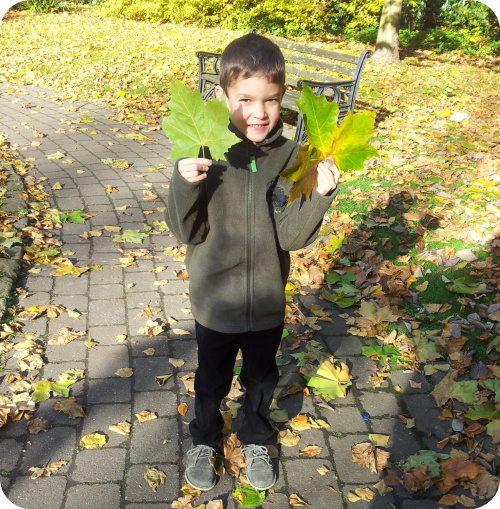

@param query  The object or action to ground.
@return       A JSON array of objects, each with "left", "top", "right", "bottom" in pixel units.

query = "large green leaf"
[
  {"left": 304, "top": 358, "right": 352, "bottom": 401},
  {"left": 400, "top": 450, "right": 449, "bottom": 479},
  {"left": 232, "top": 485, "right": 266, "bottom": 507},
  {"left": 296, "top": 84, "right": 339, "bottom": 153},
  {"left": 280, "top": 83, "right": 378, "bottom": 203},
  {"left": 162, "top": 78, "right": 239, "bottom": 161}
]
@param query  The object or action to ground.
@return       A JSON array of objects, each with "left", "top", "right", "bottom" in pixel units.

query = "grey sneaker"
[
  {"left": 185, "top": 445, "right": 217, "bottom": 491},
  {"left": 242, "top": 444, "right": 276, "bottom": 490}
]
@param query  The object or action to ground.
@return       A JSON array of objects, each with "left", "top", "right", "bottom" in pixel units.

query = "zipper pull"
[{"left": 250, "top": 154, "right": 257, "bottom": 173}]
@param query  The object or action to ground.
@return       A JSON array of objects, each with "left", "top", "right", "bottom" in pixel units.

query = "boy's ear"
[{"left": 215, "top": 85, "right": 224, "bottom": 99}]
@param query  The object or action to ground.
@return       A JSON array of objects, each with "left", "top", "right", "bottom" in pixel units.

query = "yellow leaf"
[
  {"left": 169, "top": 358, "right": 186, "bottom": 368},
  {"left": 135, "top": 410, "right": 157, "bottom": 423},
  {"left": 114, "top": 368, "right": 133, "bottom": 378},
  {"left": 299, "top": 445, "right": 323, "bottom": 457},
  {"left": 415, "top": 280, "right": 429, "bottom": 292},
  {"left": 368, "top": 434, "right": 390, "bottom": 447},
  {"left": 109, "top": 421, "right": 131, "bottom": 436},
  {"left": 143, "top": 348, "right": 155, "bottom": 356},
  {"left": 316, "top": 465, "right": 329, "bottom": 475},
  {"left": 278, "top": 429, "right": 301, "bottom": 447},
  {"left": 52, "top": 182, "right": 63, "bottom": 190},
  {"left": 84, "top": 339, "right": 98, "bottom": 349},
  {"left": 348, "top": 487, "right": 376, "bottom": 502},
  {"left": 80, "top": 433, "right": 107, "bottom": 449},
  {"left": 290, "top": 414, "right": 311, "bottom": 431},
  {"left": 290, "top": 494, "right": 309, "bottom": 506},
  {"left": 67, "top": 309, "right": 81, "bottom": 319},
  {"left": 155, "top": 374, "right": 173, "bottom": 386},
  {"left": 144, "top": 466, "right": 166, "bottom": 492},
  {"left": 178, "top": 402, "right": 188, "bottom": 416},
  {"left": 47, "top": 151, "right": 65, "bottom": 159},
  {"left": 115, "top": 334, "right": 127, "bottom": 342}
]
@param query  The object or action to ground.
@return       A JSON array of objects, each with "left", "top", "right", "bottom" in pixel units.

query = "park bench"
[{"left": 196, "top": 35, "right": 371, "bottom": 144}]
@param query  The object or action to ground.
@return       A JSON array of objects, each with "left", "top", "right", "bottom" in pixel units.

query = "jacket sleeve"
[
  {"left": 164, "top": 162, "right": 209, "bottom": 245},
  {"left": 274, "top": 182, "right": 338, "bottom": 252}
]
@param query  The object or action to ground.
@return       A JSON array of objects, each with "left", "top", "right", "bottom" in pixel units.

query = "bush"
[{"left": 16, "top": 0, "right": 71, "bottom": 12}]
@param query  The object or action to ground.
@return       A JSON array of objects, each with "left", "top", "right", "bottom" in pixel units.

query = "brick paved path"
[{"left": 0, "top": 83, "right": 491, "bottom": 509}]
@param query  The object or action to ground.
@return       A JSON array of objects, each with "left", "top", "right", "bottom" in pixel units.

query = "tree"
[
  {"left": 371, "top": 0, "right": 403, "bottom": 64},
  {"left": 421, "top": 0, "right": 446, "bottom": 29}
]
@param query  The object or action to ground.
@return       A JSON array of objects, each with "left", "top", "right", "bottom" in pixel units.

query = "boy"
[{"left": 165, "top": 33, "right": 340, "bottom": 492}]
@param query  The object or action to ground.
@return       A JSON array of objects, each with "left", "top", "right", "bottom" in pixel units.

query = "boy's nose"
[{"left": 253, "top": 103, "right": 267, "bottom": 119}]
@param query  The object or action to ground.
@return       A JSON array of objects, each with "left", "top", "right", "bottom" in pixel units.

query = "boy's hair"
[{"left": 219, "top": 33, "right": 285, "bottom": 92}]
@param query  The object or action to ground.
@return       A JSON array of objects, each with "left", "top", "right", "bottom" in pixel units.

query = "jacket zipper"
[{"left": 246, "top": 153, "right": 257, "bottom": 329}]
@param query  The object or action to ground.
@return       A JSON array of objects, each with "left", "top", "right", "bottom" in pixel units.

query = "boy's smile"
[{"left": 217, "top": 75, "right": 284, "bottom": 144}]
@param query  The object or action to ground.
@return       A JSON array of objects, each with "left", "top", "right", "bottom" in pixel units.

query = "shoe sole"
[
  {"left": 245, "top": 475, "right": 277, "bottom": 491},
  {"left": 184, "top": 471, "right": 216, "bottom": 492}
]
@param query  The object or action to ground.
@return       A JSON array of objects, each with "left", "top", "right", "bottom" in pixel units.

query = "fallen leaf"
[
  {"left": 278, "top": 429, "right": 301, "bottom": 447},
  {"left": 299, "top": 445, "right": 323, "bottom": 457},
  {"left": 80, "top": 433, "right": 107, "bottom": 449},
  {"left": 289, "top": 493, "right": 309, "bottom": 506},
  {"left": 178, "top": 402, "right": 188, "bottom": 416},
  {"left": 169, "top": 358, "right": 186, "bottom": 368},
  {"left": 108, "top": 421, "right": 131, "bottom": 436},
  {"left": 351, "top": 442, "right": 390, "bottom": 473},
  {"left": 144, "top": 466, "right": 166, "bottom": 492},
  {"left": 135, "top": 410, "right": 158, "bottom": 423},
  {"left": 114, "top": 367, "right": 133, "bottom": 378}
]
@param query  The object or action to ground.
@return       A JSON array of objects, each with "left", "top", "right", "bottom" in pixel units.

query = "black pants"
[{"left": 190, "top": 321, "right": 284, "bottom": 448}]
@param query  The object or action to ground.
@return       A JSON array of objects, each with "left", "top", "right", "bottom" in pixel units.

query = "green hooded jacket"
[{"left": 165, "top": 121, "right": 336, "bottom": 333}]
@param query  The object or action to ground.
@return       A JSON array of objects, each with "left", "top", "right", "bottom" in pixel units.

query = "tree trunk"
[
  {"left": 421, "top": 0, "right": 446, "bottom": 30},
  {"left": 371, "top": 0, "right": 403, "bottom": 64}
]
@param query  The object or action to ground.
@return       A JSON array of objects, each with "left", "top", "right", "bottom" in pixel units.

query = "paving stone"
[
  {"left": 322, "top": 405, "right": 369, "bottom": 433},
  {"left": 89, "top": 283, "right": 125, "bottom": 300},
  {"left": 132, "top": 357, "right": 174, "bottom": 392},
  {"left": 402, "top": 394, "right": 443, "bottom": 435},
  {"left": 87, "top": 324, "right": 129, "bottom": 346},
  {"left": 280, "top": 428, "right": 330, "bottom": 459},
  {"left": 131, "top": 335, "right": 171, "bottom": 358},
  {"left": 328, "top": 434, "right": 382, "bottom": 484},
  {"left": 45, "top": 339, "right": 87, "bottom": 363},
  {"left": 324, "top": 334, "right": 363, "bottom": 356},
  {"left": 389, "top": 369, "right": 431, "bottom": 393},
  {"left": 6, "top": 476, "right": 67, "bottom": 509},
  {"left": 87, "top": 378, "right": 132, "bottom": 404},
  {"left": 347, "top": 356, "right": 384, "bottom": 390},
  {"left": 132, "top": 389, "right": 178, "bottom": 417},
  {"left": 65, "top": 483, "right": 121, "bottom": 509},
  {"left": 0, "top": 439, "right": 22, "bottom": 472},
  {"left": 369, "top": 417, "right": 421, "bottom": 462},
  {"left": 88, "top": 298, "right": 126, "bottom": 326},
  {"left": 88, "top": 345, "right": 129, "bottom": 378},
  {"left": 282, "top": 458, "right": 341, "bottom": 507},
  {"left": 81, "top": 403, "right": 132, "bottom": 448},
  {"left": 71, "top": 448, "right": 127, "bottom": 482},
  {"left": 125, "top": 463, "right": 179, "bottom": 503},
  {"left": 129, "top": 417, "right": 179, "bottom": 464},
  {"left": 125, "top": 291, "right": 162, "bottom": 309},
  {"left": 358, "top": 390, "right": 402, "bottom": 417},
  {"left": 19, "top": 426, "right": 76, "bottom": 475}
]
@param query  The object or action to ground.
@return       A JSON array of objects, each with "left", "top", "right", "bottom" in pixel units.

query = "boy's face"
[{"left": 217, "top": 74, "right": 284, "bottom": 144}]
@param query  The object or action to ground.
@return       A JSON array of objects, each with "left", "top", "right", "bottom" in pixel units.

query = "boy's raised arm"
[
  {"left": 275, "top": 159, "right": 340, "bottom": 252},
  {"left": 165, "top": 159, "right": 210, "bottom": 245}
]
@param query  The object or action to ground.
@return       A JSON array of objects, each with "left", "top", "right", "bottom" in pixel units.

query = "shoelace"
[
  {"left": 188, "top": 445, "right": 215, "bottom": 461},
  {"left": 242, "top": 445, "right": 272, "bottom": 465}
]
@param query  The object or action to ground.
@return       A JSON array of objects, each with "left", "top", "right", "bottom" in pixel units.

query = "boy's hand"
[
  {"left": 178, "top": 158, "right": 212, "bottom": 183},
  {"left": 316, "top": 159, "right": 341, "bottom": 196}
]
